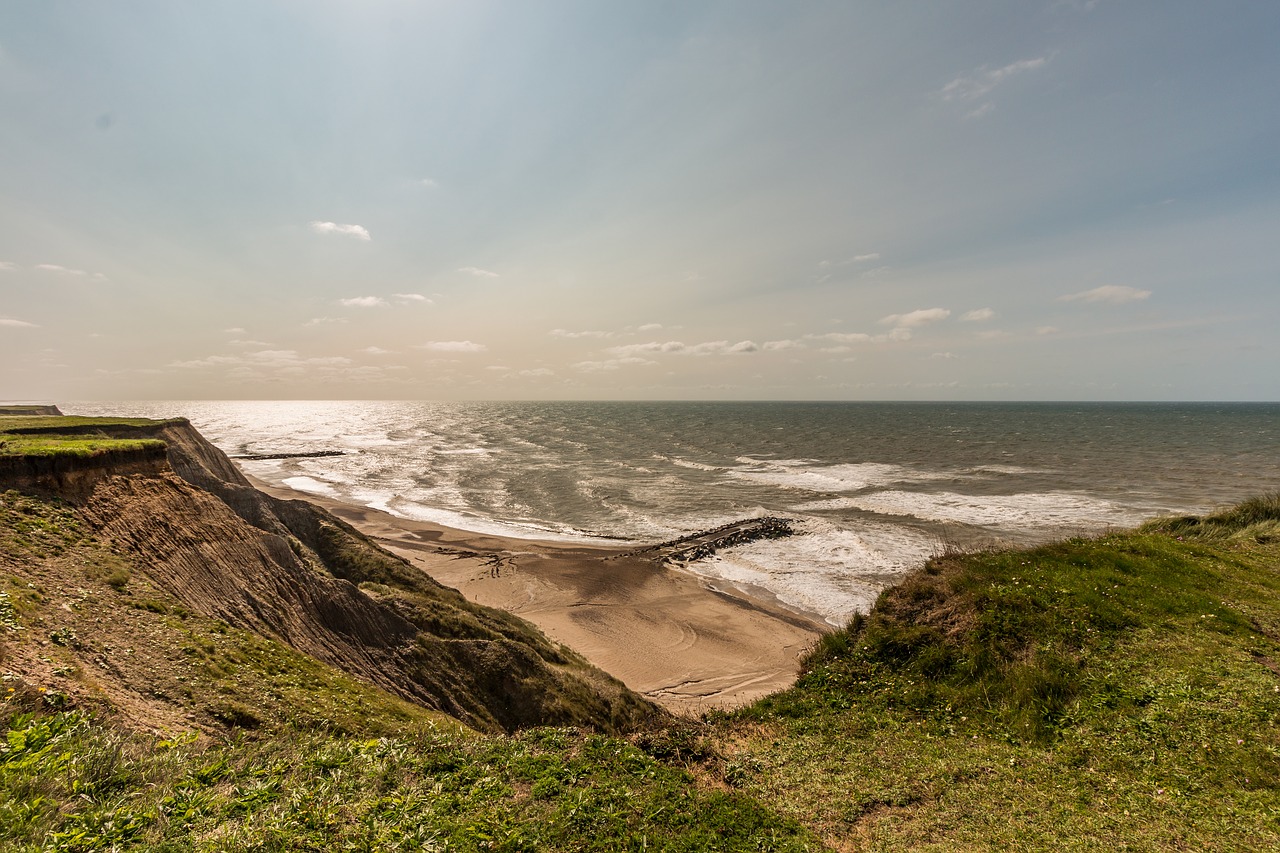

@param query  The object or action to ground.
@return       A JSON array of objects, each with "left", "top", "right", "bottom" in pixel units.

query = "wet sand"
[{"left": 248, "top": 476, "right": 825, "bottom": 715}]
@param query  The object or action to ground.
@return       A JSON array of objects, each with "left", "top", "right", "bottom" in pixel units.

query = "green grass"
[
  {"left": 0, "top": 710, "right": 818, "bottom": 852},
  {"left": 0, "top": 416, "right": 177, "bottom": 432},
  {"left": 719, "top": 503, "right": 1280, "bottom": 850},
  {"left": 0, "top": 416, "right": 174, "bottom": 460},
  {"left": 0, "top": 435, "right": 166, "bottom": 459}
]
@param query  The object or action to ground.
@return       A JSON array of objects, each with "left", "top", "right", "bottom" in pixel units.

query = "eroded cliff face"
[
  {"left": 0, "top": 445, "right": 168, "bottom": 495},
  {"left": 0, "top": 418, "right": 657, "bottom": 735}
]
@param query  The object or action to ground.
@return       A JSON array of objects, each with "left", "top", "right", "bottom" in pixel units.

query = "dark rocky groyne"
[
  {"left": 231, "top": 450, "right": 348, "bottom": 461},
  {"left": 623, "top": 516, "right": 795, "bottom": 565}
]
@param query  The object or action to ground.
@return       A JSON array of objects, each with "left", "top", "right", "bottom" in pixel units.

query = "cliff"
[
  {"left": 0, "top": 404, "right": 62, "bottom": 416},
  {"left": 0, "top": 415, "right": 657, "bottom": 735}
]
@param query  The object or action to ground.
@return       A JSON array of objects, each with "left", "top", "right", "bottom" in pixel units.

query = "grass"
[
  {"left": 0, "top": 436, "right": 166, "bottom": 459},
  {"left": 0, "top": 711, "right": 818, "bottom": 852},
  {"left": 0, "top": 416, "right": 174, "bottom": 460},
  {"left": 3, "top": 488, "right": 1279, "bottom": 849},
  {"left": 0, "top": 416, "right": 178, "bottom": 433},
  {"left": 719, "top": 499, "right": 1280, "bottom": 850}
]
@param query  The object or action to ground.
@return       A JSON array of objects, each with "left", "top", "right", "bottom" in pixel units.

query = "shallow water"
[{"left": 68, "top": 401, "right": 1280, "bottom": 626}]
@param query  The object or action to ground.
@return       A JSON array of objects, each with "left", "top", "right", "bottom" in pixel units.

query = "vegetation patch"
[
  {"left": 0, "top": 435, "right": 166, "bottom": 459},
  {"left": 721, "top": 503, "right": 1280, "bottom": 850},
  {"left": 0, "top": 491, "right": 85, "bottom": 557},
  {"left": 0, "top": 416, "right": 173, "bottom": 461},
  {"left": 0, "top": 710, "right": 818, "bottom": 852}
]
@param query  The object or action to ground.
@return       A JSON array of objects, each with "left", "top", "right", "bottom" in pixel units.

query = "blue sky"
[{"left": 2, "top": 1, "right": 1278, "bottom": 400}]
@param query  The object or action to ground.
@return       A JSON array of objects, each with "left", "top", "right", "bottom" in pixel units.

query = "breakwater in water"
[{"left": 622, "top": 517, "right": 795, "bottom": 565}]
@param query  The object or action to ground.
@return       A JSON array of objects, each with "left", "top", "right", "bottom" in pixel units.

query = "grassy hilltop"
[{"left": 1, "top": 419, "right": 1278, "bottom": 850}]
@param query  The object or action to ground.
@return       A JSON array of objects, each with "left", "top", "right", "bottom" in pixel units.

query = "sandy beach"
[{"left": 248, "top": 476, "right": 825, "bottom": 715}]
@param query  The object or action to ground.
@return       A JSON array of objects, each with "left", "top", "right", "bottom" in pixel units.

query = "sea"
[{"left": 65, "top": 401, "right": 1280, "bottom": 627}]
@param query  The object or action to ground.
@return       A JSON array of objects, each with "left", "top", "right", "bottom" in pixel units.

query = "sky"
[{"left": 2, "top": 1, "right": 1278, "bottom": 402}]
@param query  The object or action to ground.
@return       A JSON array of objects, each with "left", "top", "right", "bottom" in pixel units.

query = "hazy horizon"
[{"left": 4, "top": 2, "right": 1279, "bottom": 402}]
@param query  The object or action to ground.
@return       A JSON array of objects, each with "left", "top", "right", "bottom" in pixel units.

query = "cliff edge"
[{"left": 0, "top": 415, "right": 658, "bottom": 735}]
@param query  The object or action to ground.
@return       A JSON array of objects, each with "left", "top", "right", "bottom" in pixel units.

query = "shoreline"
[{"left": 246, "top": 474, "right": 827, "bottom": 714}]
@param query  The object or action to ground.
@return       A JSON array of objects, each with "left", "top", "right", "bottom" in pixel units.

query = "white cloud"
[
  {"left": 35, "top": 263, "right": 104, "bottom": 280},
  {"left": 931, "top": 352, "right": 959, "bottom": 359},
  {"left": 394, "top": 293, "right": 432, "bottom": 304},
  {"left": 304, "top": 317, "right": 348, "bottom": 327},
  {"left": 606, "top": 340, "right": 758, "bottom": 357},
  {"left": 551, "top": 329, "right": 611, "bottom": 339},
  {"left": 309, "top": 221, "right": 371, "bottom": 241},
  {"left": 965, "top": 103, "right": 995, "bottom": 120},
  {"left": 960, "top": 308, "right": 994, "bottom": 322},
  {"left": 880, "top": 308, "right": 951, "bottom": 328},
  {"left": 941, "top": 56, "right": 1049, "bottom": 102},
  {"left": 519, "top": 368, "right": 555, "bottom": 377},
  {"left": 458, "top": 266, "right": 499, "bottom": 278},
  {"left": 0, "top": 261, "right": 15, "bottom": 271},
  {"left": 419, "top": 178, "right": 438, "bottom": 188},
  {"left": 573, "top": 357, "right": 655, "bottom": 373},
  {"left": 416, "top": 340, "right": 487, "bottom": 352},
  {"left": 608, "top": 341, "right": 688, "bottom": 356},
  {"left": 224, "top": 327, "right": 247, "bottom": 334},
  {"left": 170, "top": 355, "right": 243, "bottom": 369},
  {"left": 339, "top": 296, "right": 388, "bottom": 308},
  {"left": 0, "top": 317, "right": 38, "bottom": 328},
  {"left": 808, "top": 332, "right": 873, "bottom": 345},
  {"left": 36, "top": 263, "right": 85, "bottom": 275},
  {"left": 1059, "top": 285, "right": 1152, "bottom": 304},
  {"left": 819, "top": 254, "right": 880, "bottom": 273},
  {"left": 638, "top": 323, "right": 663, "bottom": 332},
  {"left": 228, "top": 339, "right": 272, "bottom": 347},
  {"left": 363, "top": 346, "right": 393, "bottom": 355},
  {"left": 1037, "top": 326, "right": 1060, "bottom": 335},
  {"left": 713, "top": 340, "right": 759, "bottom": 355},
  {"left": 763, "top": 339, "right": 803, "bottom": 351}
]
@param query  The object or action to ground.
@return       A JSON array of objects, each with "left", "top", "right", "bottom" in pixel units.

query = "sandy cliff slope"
[{"left": 0, "top": 417, "right": 657, "bottom": 734}]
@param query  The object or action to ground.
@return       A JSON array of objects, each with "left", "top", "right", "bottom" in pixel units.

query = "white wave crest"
[
  {"left": 682, "top": 518, "right": 940, "bottom": 627},
  {"left": 728, "top": 460, "right": 952, "bottom": 493},
  {"left": 840, "top": 489, "right": 1141, "bottom": 529}
]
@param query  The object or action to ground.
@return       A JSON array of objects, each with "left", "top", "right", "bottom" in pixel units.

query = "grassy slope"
[
  {"left": 723, "top": 495, "right": 1280, "bottom": 850},
  {"left": 3, "top": 469, "right": 1279, "bottom": 849}
]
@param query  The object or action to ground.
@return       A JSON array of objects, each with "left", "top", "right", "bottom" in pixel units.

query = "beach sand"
[{"left": 249, "top": 477, "right": 825, "bottom": 715}]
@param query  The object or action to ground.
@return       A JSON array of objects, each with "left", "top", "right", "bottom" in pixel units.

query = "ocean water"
[{"left": 67, "top": 401, "right": 1280, "bottom": 626}]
